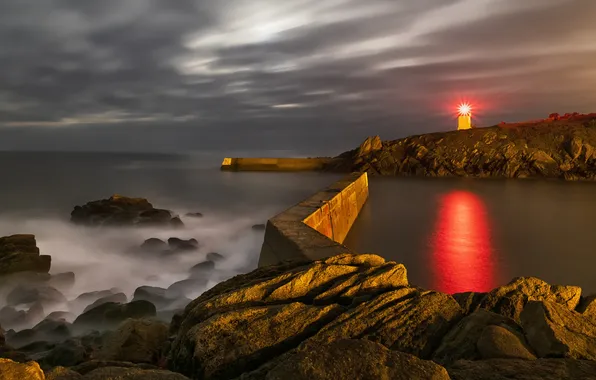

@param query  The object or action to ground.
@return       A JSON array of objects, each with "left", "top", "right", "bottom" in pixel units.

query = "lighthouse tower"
[{"left": 457, "top": 103, "right": 472, "bottom": 130}]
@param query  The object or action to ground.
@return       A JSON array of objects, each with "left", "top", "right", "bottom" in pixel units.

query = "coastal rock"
[
  {"left": 0, "top": 235, "right": 51, "bottom": 276},
  {"left": 70, "top": 359, "right": 161, "bottom": 374},
  {"left": 82, "top": 293, "right": 127, "bottom": 313},
  {"left": 448, "top": 359, "right": 596, "bottom": 380},
  {"left": 45, "top": 366, "right": 83, "bottom": 379},
  {"left": 433, "top": 309, "right": 528, "bottom": 365},
  {"left": 477, "top": 325, "right": 536, "bottom": 360},
  {"left": 206, "top": 252, "right": 225, "bottom": 262},
  {"left": 520, "top": 300, "right": 596, "bottom": 360},
  {"left": 98, "top": 319, "right": 168, "bottom": 364},
  {"left": 45, "top": 311, "right": 76, "bottom": 322},
  {"left": 476, "top": 277, "right": 581, "bottom": 321},
  {"left": 31, "top": 338, "right": 87, "bottom": 369},
  {"left": 453, "top": 292, "right": 486, "bottom": 315},
  {"left": 356, "top": 136, "right": 383, "bottom": 157},
  {"left": 70, "top": 289, "right": 120, "bottom": 314},
  {"left": 168, "top": 254, "right": 410, "bottom": 378},
  {"left": 83, "top": 367, "right": 189, "bottom": 380},
  {"left": 188, "top": 261, "right": 215, "bottom": 278},
  {"left": 132, "top": 286, "right": 173, "bottom": 309},
  {"left": 166, "top": 279, "right": 207, "bottom": 299},
  {"left": 185, "top": 212, "right": 203, "bottom": 218},
  {"left": 140, "top": 238, "right": 168, "bottom": 252},
  {"left": 167, "top": 238, "right": 198, "bottom": 252},
  {"left": 0, "top": 358, "right": 45, "bottom": 380},
  {"left": 240, "top": 339, "right": 450, "bottom": 380},
  {"left": 70, "top": 195, "right": 183, "bottom": 227},
  {"left": 7, "top": 319, "right": 71, "bottom": 348},
  {"left": 72, "top": 300, "right": 156, "bottom": 333},
  {"left": 6, "top": 284, "right": 66, "bottom": 307},
  {"left": 577, "top": 294, "right": 596, "bottom": 316}
]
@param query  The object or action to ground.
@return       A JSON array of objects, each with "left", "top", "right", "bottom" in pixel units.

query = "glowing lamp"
[{"left": 457, "top": 103, "right": 472, "bottom": 130}]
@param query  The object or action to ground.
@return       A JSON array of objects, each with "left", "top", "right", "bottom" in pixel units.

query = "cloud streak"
[{"left": 0, "top": 0, "right": 595, "bottom": 152}]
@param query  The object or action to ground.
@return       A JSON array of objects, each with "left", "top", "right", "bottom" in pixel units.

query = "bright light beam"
[{"left": 458, "top": 103, "right": 472, "bottom": 116}]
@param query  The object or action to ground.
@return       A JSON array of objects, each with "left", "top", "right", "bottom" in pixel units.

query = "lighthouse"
[{"left": 457, "top": 103, "right": 472, "bottom": 130}]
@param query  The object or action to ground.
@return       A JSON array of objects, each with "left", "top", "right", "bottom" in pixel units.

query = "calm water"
[{"left": 345, "top": 177, "right": 596, "bottom": 294}]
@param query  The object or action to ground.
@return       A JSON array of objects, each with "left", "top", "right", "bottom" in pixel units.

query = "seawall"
[
  {"left": 258, "top": 172, "right": 368, "bottom": 267},
  {"left": 221, "top": 157, "right": 332, "bottom": 171}
]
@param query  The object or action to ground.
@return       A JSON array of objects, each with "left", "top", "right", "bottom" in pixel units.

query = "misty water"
[
  {"left": 345, "top": 177, "right": 596, "bottom": 294},
  {"left": 0, "top": 151, "right": 342, "bottom": 321}
]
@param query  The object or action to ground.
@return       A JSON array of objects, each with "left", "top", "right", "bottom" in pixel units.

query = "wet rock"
[
  {"left": 73, "top": 300, "right": 156, "bottom": 333},
  {"left": 251, "top": 224, "right": 266, "bottom": 231},
  {"left": 206, "top": 252, "right": 225, "bottom": 262},
  {"left": 242, "top": 339, "right": 449, "bottom": 380},
  {"left": 140, "top": 238, "right": 168, "bottom": 252},
  {"left": 0, "top": 358, "right": 45, "bottom": 380},
  {"left": 185, "top": 212, "right": 203, "bottom": 218},
  {"left": 82, "top": 293, "right": 128, "bottom": 313},
  {"left": 133, "top": 287, "right": 175, "bottom": 310},
  {"left": 448, "top": 358, "right": 596, "bottom": 380},
  {"left": 188, "top": 261, "right": 215, "bottom": 278},
  {"left": 70, "top": 195, "right": 182, "bottom": 227},
  {"left": 476, "top": 277, "right": 581, "bottom": 321},
  {"left": 166, "top": 279, "right": 207, "bottom": 299},
  {"left": 45, "top": 366, "right": 83, "bottom": 379},
  {"left": 98, "top": 319, "right": 168, "bottom": 364},
  {"left": 0, "top": 235, "right": 51, "bottom": 276},
  {"left": 477, "top": 325, "right": 536, "bottom": 360},
  {"left": 70, "top": 289, "right": 119, "bottom": 314},
  {"left": 168, "top": 254, "right": 413, "bottom": 378},
  {"left": 433, "top": 309, "right": 524, "bottom": 365},
  {"left": 521, "top": 300, "right": 596, "bottom": 360},
  {"left": 7, "top": 284, "right": 66, "bottom": 307},
  {"left": 167, "top": 238, "right": 198, "bottom": 252}
]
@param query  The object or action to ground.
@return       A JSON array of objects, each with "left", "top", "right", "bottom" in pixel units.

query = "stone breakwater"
[
  {"left": 1, "top": 254, "right": 595, "bottom": 379},
  {"left": 327, "top": 118, "right": 596, "bottom": 180}
]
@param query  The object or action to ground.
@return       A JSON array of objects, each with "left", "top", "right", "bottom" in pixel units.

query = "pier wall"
[
  {"left": 258, "top": 172, "right": 368, "bottom": 266},
  {"left": 221, "top": 157, "right": 332, "bottom": 171}
]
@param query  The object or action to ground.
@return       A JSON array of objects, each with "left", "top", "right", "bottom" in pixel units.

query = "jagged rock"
[
  {"left": 448, "top": 358, "right": 596, "bottom": 380},
  {"left": 433, "top": 309, "right": 525, "bottom": 365},
  {"left": 98, "top": 319, "right": 168, "bottom": 364},
  {"left": 84, "top": 367, "right": 189, "bottom": 380},
  {"left": 477, "top": 325, "right": 536, "bottom": 360},
  {"left": 73, "top": 301, "right": 156, "bottom": 333},
  {"left": 578, "top": 294, "right": 596, "bottom": 316},
  {"left": 0, "top": 235, "right": 51, "bottom": 276},
  {"left": 520, "top": 300, "right": 596, "bottom": 360},
  {"left": 206, "top": 252, "right": 225, "bottom": 262},
  {"left": 453, "top": 292, "right": 486, "bottom": 315},
  {"left": 45, "top": 366, "right": 83, "bottom": 379},
  {"left": 82, "top": 293, "right": 127, "bottom": 313},
  {"left": 70, "top": 195, "right": 183, "bottom": 227},
  {"left": 167, "top": 238, "right": 198, "bottom": 252},
  {"left": 7, "top": 284, "right": 66, "bottom": 307},
  {"left": 0, "top": 358, "right": 45, "bottom": 380},
  {"left": 168, "top": 254, "right": 415, "bottom": 378},
  {"left": 240, "top": 339, "right": 449, "bottom": 380},
  {"left": 357, "top": 136, "right": 383, "bottom": 157},
  {"left": 476, "top": 277, "right": 581, "bottom": 321}
]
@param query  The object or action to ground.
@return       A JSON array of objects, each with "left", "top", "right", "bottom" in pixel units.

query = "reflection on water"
[{"left": 431, "top": 191, "right": 496, "bottom": 293}]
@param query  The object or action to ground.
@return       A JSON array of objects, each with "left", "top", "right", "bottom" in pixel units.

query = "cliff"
[{"left": 327, "top": 115, "right": 596, "bottom": 180}]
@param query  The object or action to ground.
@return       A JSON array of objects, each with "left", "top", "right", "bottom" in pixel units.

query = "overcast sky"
[{"left": 1, "top": 0, "right": 595, "bottom": 154}]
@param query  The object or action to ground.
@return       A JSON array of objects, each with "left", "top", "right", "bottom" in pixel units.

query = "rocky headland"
[
  {"left": 0, "top": 250, "right": 595, "bottom": 379},
  {"left": 327, "top": 113, "right": 596, "bottom": 180}
]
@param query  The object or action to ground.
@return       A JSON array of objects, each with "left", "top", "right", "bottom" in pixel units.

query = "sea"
[{"left": 1, "top": 151, "right": 595, "bottom": 302}]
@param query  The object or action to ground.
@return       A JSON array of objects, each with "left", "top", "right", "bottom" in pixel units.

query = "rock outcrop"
[
  {"left": 70, "top": 195, "right": 183, "bottom": 227},
  {"left": 0, "top": 358, "right": 45, "bottom": 380},
  {"left": 327, "top": 120, "right": 596, "bottom": 180},
  {"left": 0, "top": 235, "right": 51, "bottom": 276}
]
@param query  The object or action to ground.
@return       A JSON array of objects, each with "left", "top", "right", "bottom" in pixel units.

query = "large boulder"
[
  {"left": 241, "top": 339, "right": 450, "bottom": 380},
  {"left": 83, "top": 366, "right": 189, "bottom": 380},
  {"left": 448, "top": 358, "right": 596, "bottom": 380},
  {"left": 7, "top": 284, "right": 66, "bottom": 307},
  {"left": 70, "top": 289, "right": 120, "bottom": 314},
  {"left": 45, "top": 366, "right": 83, "bottom": 379},
  {"left": 72, "top": 301, "right": 156, "bottom": 333},
  {"left": 474, "top": 277, "right": 581, "bottom": 321},
  {"left": 7, "top": 319, "right": 71, "bottom": 348},
  {"left": 82, "top": 293, "right": 127, "bottom": 313},
  {"left": 520, "top": 300, "right": 596, "bottom": 360},
  {"left": 0, "top": 358, "right": 45, "bottom": 380},
  {"left": 476, "top": 325, "right": 536, "bottom": 360},
  {"left": 167, "top": 254, "right": 414, "bottom": 378},
  {"left": 70, "top": 195, "right": 183, "bottom": 227},
  {"left": 0, "top": 235, "right": 51, "bottom": 276},
  {"left": 98, "top": 319, "right": 168, "bottom": 364}
]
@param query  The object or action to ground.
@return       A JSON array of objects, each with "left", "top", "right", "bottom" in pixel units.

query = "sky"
[{"left": 0, "top": 0, "right": 595, "bottom": 154}]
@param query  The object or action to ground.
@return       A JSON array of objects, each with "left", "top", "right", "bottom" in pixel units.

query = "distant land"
[{"left": 327, "top": 113, "right": 596, "bottom": 180}]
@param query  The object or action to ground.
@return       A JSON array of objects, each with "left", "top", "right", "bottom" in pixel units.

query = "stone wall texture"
[{"left": 259, "top": 172, "right": 368, "bottom": 266}]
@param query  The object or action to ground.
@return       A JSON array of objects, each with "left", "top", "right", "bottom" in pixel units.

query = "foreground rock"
[
  {"left": 73, "top": 300, "right": 156, "bottom": 333},
  {"left": 241, "top": 339, "right": 449, "bottom": 380},
  {"left": 0, "top": 235, "right": 51, "bottom": 276},
  {"left": 326, "top": 118, "right": 596, "bottom": 180},
  {"left": 98, "top": 319, "right": 168, "bottom": 364},
  {"left": 0, "top": 358, "right": 45, "bottom": 380},
  {"left": 70, "top": 195, "right": 183, "bottom": 227},
  {"left": 448, "top": 358, "right": 596, "bottom": 380}
]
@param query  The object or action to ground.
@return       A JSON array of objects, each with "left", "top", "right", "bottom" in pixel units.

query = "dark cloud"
[{"left": 0, "top": 0, "right": 594, "bottom": 152}]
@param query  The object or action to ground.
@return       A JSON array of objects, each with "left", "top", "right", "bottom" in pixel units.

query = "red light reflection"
[{"left": 431, "top": 191, "right": 496, "bottom": 294}]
